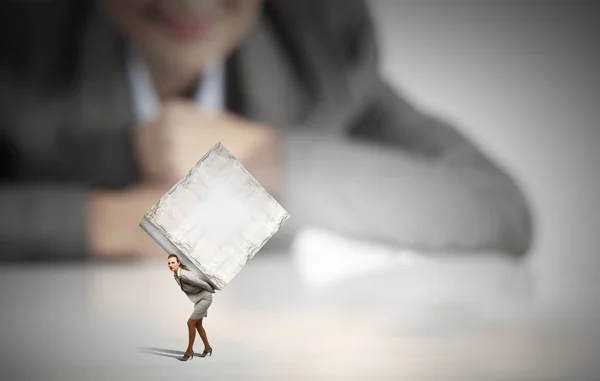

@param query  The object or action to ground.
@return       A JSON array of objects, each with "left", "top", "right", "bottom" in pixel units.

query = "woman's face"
[
  {"left": 102, "top": 0, "right": 263, "bottom": 71},
  {"left": 168, "top": 257, "right": 180, "bottom": 273}
]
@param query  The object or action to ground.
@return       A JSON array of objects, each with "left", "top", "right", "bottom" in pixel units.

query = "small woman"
[{"left": 167, "top": 253, "right": 215, "bottom": 361}]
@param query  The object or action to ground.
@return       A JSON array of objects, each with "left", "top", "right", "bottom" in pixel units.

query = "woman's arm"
[
  {"left": 280, "top": 0, "right": 533, "bottom": 255},
  {"left": 179, "top": 269, "right": 215, "bottom": 293}
]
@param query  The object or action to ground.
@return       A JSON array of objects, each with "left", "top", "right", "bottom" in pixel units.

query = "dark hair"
[{"left": 168, "top": 254, "right": 190, "bottom": 271}]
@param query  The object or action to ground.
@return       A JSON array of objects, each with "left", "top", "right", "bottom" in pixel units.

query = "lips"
[
  {"left": 152, "top": 1, "right": 218, "bottom": 40},
  {"left": 159, "top": 15, "right": 213, "bottom": 40}
]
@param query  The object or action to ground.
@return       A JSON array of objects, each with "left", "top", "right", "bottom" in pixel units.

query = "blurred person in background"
[{"left": 0, "top": 0, "right": 533, "bottom": 261}]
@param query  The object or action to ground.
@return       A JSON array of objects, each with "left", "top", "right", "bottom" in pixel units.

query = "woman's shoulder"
[{"left": 179, "top": 268, "right": 192, "bottom": 278}]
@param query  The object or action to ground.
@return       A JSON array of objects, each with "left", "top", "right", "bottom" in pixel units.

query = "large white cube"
[{"left": 139, "top": 142, "right": 290, "bottom": 290}]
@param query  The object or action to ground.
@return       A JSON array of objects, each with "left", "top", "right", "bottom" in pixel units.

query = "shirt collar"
[{"left": 126, "top": 47, "right": 227, "bottom": 125}]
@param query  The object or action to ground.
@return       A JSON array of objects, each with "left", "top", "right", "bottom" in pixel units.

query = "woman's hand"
[
  {"left": 133, "top": 99, "right": 282, "bottom": 196},
  {"left": 87, "top": 185, "right": 172, "bottom": 258}
]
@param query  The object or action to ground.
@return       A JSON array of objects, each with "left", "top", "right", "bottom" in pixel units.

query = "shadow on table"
[{"left": 138, "top": 347, "right": 186, "bottom": 359}]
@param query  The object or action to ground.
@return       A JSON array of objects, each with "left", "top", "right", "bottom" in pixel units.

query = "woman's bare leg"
[
  {"left": 195, "top": 319, "right": 211, "bottom": 352},
  {"left": 185, "top": 319, "right": 198, "bottom": 355}
]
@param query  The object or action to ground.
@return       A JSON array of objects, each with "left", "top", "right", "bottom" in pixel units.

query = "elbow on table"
[
  {"left": 496, "top": 176, "right": 535, "bottom": 256},
  {"left": 505, "top": 208, "right": 534, "bottom": 256}
]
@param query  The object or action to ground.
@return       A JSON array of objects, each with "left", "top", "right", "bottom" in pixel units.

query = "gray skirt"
[{"left": 190, "top": 292, "right": 213, "bottom": 320}]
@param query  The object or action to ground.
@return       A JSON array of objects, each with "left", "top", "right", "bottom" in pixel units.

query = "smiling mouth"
[
  {"left": 161, "top": 16, "right": 213, "bottom": 39},
  {"left": 148, "top": 3, "right": 217, "bottom": 40}
]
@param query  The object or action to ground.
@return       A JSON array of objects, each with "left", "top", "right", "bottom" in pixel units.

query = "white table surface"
[{"left": 1, "top": 248, "right": 599, "bottom": 381}]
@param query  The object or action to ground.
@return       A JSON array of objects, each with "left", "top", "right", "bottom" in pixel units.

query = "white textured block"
[{"left": 140, "top": 142, "right": 289, "bottom": 290}]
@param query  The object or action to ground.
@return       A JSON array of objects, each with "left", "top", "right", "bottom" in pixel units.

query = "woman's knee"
[
  {"left": 195, "top": 319, "right": 203, "bottom": 328},
  {"left": 187, "top": 318, "right": 198, "bottom": 327}
]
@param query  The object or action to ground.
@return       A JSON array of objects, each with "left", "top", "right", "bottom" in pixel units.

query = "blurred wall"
[{"left": 369, "top": 0, "right": 600, "bottom": 317}]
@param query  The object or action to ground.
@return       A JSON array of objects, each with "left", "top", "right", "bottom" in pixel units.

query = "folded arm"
[
  {"left": 179, "top": 269, "right": 215, "bottom": 293},
  {"left": 284, "top": 95, "right": 533, "bottom": 254},
  {"left": 0, "top": 184, "right": 91, "bottom": 260},
  {"left": 282, "top": 0, "right": 533, "bottom": 255}
]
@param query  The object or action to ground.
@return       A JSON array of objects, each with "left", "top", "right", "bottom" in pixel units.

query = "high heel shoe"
[
  {"left": 199, "top": 348, "right": 213, "bottom": 358},
  {"left": 178, "top": 352, "right": 194, "bottom": 361}
]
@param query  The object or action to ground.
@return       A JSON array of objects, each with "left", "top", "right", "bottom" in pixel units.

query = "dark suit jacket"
[{"left": 0, "top": 0, "right": 533, "bottom": 260}]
